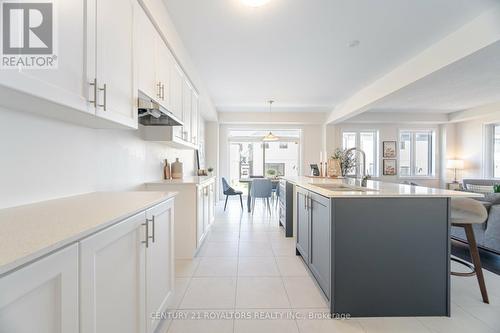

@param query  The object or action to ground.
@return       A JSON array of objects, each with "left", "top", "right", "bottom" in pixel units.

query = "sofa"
[{"left": 450, "top": 179, "right": 500, "bottom": 253}]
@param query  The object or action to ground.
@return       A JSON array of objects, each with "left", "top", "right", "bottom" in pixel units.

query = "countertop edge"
[
  {"left": 145, "top": 176, "right": 216, "bottom": 186},
  {"left": 283, "top": 177, "right": 483, "bottom": 198},
  {"left": 0, "top": 191, "right": 177, "bottom": 277}
]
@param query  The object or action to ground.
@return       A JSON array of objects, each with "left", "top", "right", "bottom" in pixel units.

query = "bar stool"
[{"left": 450, "top": 197, "right": 489, "bottom": 304}]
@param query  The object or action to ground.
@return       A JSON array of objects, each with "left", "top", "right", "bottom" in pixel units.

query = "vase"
[
  {"left": 171, "top": 158, "right": 183, "bottom": 179},
  {"left": 163, "top": 159, "right": 171, "bottom": 180},
  {"left": 327, "top": 158, "right": 341, "bottom": 177}
]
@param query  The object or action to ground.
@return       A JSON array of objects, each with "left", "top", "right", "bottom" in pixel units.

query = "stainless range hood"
[{"left": 137, "top": 90, "right": 183, "bottom": 126}]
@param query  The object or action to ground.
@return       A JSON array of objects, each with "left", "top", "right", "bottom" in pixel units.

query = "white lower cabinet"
[
  {"left": 79, "top": 200, "right": 174, "bottom": 333},
  {"left": 0, "top": 244, "right": 79, "bottom": 333},
  {"left": 145, "top": 177, "right": 215, "bottom": 258},
  {"left": 197, "top": 182, "right": 215, "bottom": 248},
  {"left": 145, "top": 201, "right": 175, "bottom": 333},
  {"left": 80, "top": 212, "right": 147, "bottom": 333},
  {"left": 197, "top": 186, "right": 205, "bottom": 247}
]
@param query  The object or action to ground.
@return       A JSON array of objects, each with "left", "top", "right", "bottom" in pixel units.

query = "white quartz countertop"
[
  {"left": 282, "top": 176, "right": 482, "bottom": 198},
  {"left": 145, "top": 175, "right": 216, "bottom": 186},
  {"left": 0, "top": 191, "right": 177, "bottom": 276}
]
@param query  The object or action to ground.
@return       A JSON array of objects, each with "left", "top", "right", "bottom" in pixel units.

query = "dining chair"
[
  {"left": 222, "top": 177, "right": 243, "bottom": 211},
  {"left": 250, "top": 178, "right": 273, "bottom": 215}
]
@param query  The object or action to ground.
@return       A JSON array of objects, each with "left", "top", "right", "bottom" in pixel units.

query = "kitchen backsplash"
[{"left": 0, "top": 107, "right": 197, "bottom": 209}]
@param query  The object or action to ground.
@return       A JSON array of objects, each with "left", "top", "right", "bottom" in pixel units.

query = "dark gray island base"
[{"left": 295, "top": 187, "right": 450, "bottom": 317}]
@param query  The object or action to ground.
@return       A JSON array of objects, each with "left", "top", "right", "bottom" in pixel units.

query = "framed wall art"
[
  {"left": 383, "top": 159, "right": 397, "bottom": 176},
  {"left": 383, "top": 141, "right": 397, "bottom": 158}
]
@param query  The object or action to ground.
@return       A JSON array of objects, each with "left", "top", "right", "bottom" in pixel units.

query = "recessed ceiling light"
[
  {"left": 349, "top": 40, "right": 360, "bottom": 48},
  {"left": 241, "top": 0, "right": 271, "bottom": 7}
]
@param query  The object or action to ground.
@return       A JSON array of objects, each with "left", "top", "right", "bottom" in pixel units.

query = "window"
[
  {"left": 399, "top": 130, "right": 435, "bottom": 177},
  {"left": 228, "top": 129, "right": 301, "bottom": 191},
  {"left": 342, "top": 130, "right": 378, "bottom": 176},
  {"left": 494, "top": 125, "right": 500, "bottom": 178}
]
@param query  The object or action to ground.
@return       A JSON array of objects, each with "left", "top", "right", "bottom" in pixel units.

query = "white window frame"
[
  {"left": 398, "top": 129, "right": 436, "bottom": 178},
  {"left": 341, "top": 129, "right": 379, "bottom": 177},
  {"left": 488, "top": 124, "right": 500, "bottom": 179}
]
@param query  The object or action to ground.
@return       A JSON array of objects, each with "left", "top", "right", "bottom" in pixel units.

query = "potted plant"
[
  {"left": 266, "top": 169, "right": 277, "bottom": 178},
  {"left": 333, "top": 148, "right": 356, "bottom": 177}
]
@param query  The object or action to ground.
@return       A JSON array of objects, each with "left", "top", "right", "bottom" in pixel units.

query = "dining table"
[{"left": 239, "top": 178, "right": 281, "bottom": 212}]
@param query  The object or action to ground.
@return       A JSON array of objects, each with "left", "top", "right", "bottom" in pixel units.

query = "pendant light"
[{"left": 262, "top": 100, "right": 279, "bottom": 142}]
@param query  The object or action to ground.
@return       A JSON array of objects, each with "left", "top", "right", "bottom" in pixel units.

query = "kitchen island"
[{"left": 282, "top": 176, "right": 480, "bottom": 317}]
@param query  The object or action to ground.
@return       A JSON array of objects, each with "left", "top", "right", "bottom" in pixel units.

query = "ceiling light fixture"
[
  {"left": 241, "top": 0, "right": 271, "bottom": 7},
  {"left": 263, "top": 100, "right": 279, "bottom": 142}
]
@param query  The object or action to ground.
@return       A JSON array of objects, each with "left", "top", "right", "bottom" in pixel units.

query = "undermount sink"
[{"left": 310, "top": 183, "right": 378, "bottom": 192}]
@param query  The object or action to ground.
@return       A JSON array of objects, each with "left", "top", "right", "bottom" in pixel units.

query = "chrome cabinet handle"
[
  {"left": 98, "top": 84, "right": 107, "bottom": 111},
  {"left": 89, "top": 78, "right": 97, "bottom": 107},
  {"left": 157, "top": 82, "right": 162, "bottom": 99},
  {"left": 150, "top": 216, "right": 155, "bottom": 243},
  {"left": 145, "top": 216, "right": 155, "bottom": 244},
  {"left": 142, "top": 220, "right": 149, "bottom": 248}
]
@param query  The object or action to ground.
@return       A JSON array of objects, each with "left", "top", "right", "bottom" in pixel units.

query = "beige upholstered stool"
[{"left": 451, "top": 197, "right": 489, "bottom": 304}]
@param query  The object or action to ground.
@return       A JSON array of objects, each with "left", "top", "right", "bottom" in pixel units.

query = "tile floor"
[{"left": 162, "top": 197, "right": 500, "bottom": 333}]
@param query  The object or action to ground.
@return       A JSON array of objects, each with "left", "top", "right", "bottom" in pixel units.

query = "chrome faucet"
[{"left": 346, "top": 147, "right": 367, "bottom": 179}]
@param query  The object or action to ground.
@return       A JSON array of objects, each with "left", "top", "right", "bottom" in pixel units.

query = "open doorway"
[{"left": 228, "top": 129, "right": 301, "bottom": 193}]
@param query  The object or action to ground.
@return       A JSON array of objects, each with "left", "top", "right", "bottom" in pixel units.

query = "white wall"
[
  {"left": 326, "top": 122, "right": 442, "bottom": 187},
  {"left": 453, "top": 116, "right": 500, "bottom": 180},
  {"left": 0, "top": 108, "right": 198, "bottom": 209}
]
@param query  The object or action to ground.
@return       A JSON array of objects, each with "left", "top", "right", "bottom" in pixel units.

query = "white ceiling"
[
  {"left": 368, "top": 41, "right": 500, "bottom": 114},
  {"left": 164, "top": 0, "right": 497, "bottom": 113}
]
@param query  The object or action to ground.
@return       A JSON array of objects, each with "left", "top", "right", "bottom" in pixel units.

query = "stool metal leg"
[{"left": 464, "top": 224, "right": 489, "bottom": 304}]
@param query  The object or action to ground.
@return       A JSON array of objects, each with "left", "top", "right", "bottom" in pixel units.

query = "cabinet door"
[
  {"left": 170, "top": 64, "right": 184, "bottom": 139},
  {"left": 197, "top": 187, "right": 205, "bottom": 247},
  {"left": 191, "top": 91, "right": 199, "bottom": 144},
  {"left": 0, "top": 0, "right": 90, "bottom": 114},
  {"left": 135, "top": 6, "right": 158, "bottom": 100},
  {"left": 0, "top": 245, "right": 78, "bottom": 333},
  {"left": 146, "top": 200, "right": 174, "bottom": 333},
  {"left": 182, "top": 79, "right": 192, "bottom": 142},
  {"left": 309, "top": 193, "right": 331, "bottom": 299},
  {"left": 95, "top": 0, "right": 137, "bottom": 128},
  {"left": 80, "top": 212, "right": 146, "bottom": 333},
  {"left": 157, "top": 39, "right": 172, "bottom": 109},
  {"left": 296, "top": 189, "right": 310, "bottom": 262}
]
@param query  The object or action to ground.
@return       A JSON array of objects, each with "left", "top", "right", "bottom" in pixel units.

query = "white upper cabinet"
[
  {"left": 191, "top": 91, "right": 199, "bottom": 145},
  {"left": 92, "top": 0, "right": 137, "bottom": 128},
  {"left": 0, "top": 0, "right": 204, "bottom": 134},
  {"left": 156, "top": 39, "right": 173, "bottom": 110},
  {"left": 0, "top": 0, "right": 138, "bottom": 129},
  {"left": 170, "top": 64, "right": 184, "bottom": 121},
  {"left": 135, "top": 6, "right": 172, "bottom": 110},
  {"left": 135, "top": 7, "right": 158, "bottom": 100},
  {"left": 0, "top": 0, "right": 91, "bottom": 116},
  {"left": 182, "top": 79, "right": 192, "bottom": 142}
]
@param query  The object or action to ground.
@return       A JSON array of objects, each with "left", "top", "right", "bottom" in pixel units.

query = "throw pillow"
[{"left": 466, "top": 184, "right": 494, "bottom": 194}]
